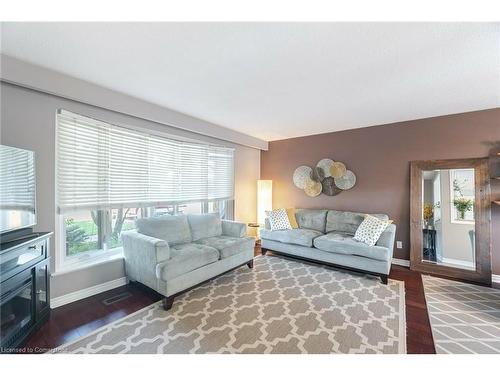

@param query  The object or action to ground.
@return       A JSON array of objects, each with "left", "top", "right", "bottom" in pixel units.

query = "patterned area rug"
[
  {"left": 423, "top": 275, "right": 500, "bottom": 354},
  {"left": 55, "top": 255, "right": 406, "bottom": 354}
]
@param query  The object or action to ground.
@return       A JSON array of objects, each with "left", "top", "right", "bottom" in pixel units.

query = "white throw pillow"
[
  {"left": 266, "top": 208, "right": 293, "bottom": 231},
  {"left": 353, "top": 215, "right": 391, "bottom": 246}
]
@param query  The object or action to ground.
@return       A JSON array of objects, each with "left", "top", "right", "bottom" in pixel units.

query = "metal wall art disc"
[
  {"left": 293, "top": 166, "right": 313, "bottom": 189},
  {"left": 330, "top": 162, "right": 347, "bottom": 178},
  {"left": 311, "top": 166, "right": 325, "bottom": 182},
  {"left": 304, "top": 180, "right": 322, "bottom": 197},
  {"left": 321, "top": 177, "right": 342, "bottom": 196},
  {"left": 316, "top": 158, "right": 334, "bottom": 177},
  {"left": 334, "top": 170, "right": 356, "bottom": 190}
]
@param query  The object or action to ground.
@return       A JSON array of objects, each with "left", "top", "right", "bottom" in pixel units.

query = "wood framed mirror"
[{"left": 410, "top": 158, "right": 492, "bottom": 285}]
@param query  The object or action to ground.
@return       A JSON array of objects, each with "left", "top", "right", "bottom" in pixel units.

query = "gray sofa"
[
  {"left": 260, "top": 209, "right": 396, "bottom": 283},
  {"left": 122, "top": 213, "right": 255, "bottom": 310}
]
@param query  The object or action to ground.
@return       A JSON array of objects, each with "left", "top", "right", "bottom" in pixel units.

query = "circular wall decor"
[
  {"left": 311, "top": 166, "right": 325, "bottom": 182},
  {"left": 316, "top": 158, "right": 334, "bottom": 177},
  {"left": 293, "top": 158, "right": 356, "bottom": 197},
  {"left": 321, "top": 176, "right": 342, "bottom": 196},
  {"left": 334, "top": 170, "right": 356, "bottom": 190},
  {"left": 304, "top": 179, "right": 322, "bottom": 197},
  {"left": 293, "top": 166, "right": 313, "bottom": 189},
  {"left": 330, "top": 162, "right": 347, "bottom": 178}
]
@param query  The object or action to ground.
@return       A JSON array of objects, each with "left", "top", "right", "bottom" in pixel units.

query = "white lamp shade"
[{"left": 257, "top": 180, "right": 272, "bottom": 225}]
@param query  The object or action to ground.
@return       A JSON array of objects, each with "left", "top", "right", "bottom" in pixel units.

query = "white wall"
[{"left": 0, "top": 82, "right": 260, "bottom": 298}]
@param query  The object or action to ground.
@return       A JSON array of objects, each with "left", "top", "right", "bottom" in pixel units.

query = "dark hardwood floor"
[
  {"left": 25, "top": 283, "right": 162, "bottom": 351},
  {"left": 24, "top": 247, "right": 435, "bottom": 354}
]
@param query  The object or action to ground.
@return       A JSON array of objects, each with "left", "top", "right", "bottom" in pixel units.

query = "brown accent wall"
[{"left": 260, "top": 108, "right": 500, "bottom": 273}]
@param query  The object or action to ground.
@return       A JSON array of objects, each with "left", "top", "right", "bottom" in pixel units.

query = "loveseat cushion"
[
  {"left": 325, "top": 210, "right": 389, "bottom": 235},
  {"left": 187, "top": 213, "right": 223, "bottom": 241},
  {"left": 195, "top": 235, "right": 255, "bottom": 259},
  {"left": 313, "top": 232, "right": 390, "bottom": 261},
  {"left": 295, "top": 209, "right": 328, "bottom": 233},
  {"left": 157, "top": 243, "right": 219, "bottom": 281},
  {"left": 260, "top": 228, "right": 323, "bottom": 247},
  {"left": 136, "top": 215, "right": 191, "bottom": 245}
]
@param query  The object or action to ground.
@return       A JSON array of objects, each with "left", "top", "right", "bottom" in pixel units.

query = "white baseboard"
[
  {"left": 441, "top": 257, "right": 475, "bottom": 270},
  {"left": 50, "top": 277, "right": 128, "bottom": 309},
  {"left": 392, "top": 258, "right": 410, "bottom": 267},
  {"left": 492, "top": 274, "right": 500, "bottom": 285}
]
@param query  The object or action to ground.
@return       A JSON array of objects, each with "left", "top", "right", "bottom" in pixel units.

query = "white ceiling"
[{"left": 1, "top": 22, "right": 499, "bottom": 141}]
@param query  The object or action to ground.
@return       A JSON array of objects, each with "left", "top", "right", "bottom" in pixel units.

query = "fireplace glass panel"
[{"left": 0, "top": 277, "right": 33, "bottom": 344}]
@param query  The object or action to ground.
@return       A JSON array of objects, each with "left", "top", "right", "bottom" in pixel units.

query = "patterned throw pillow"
[
  {"left": 353, "top": 214, "right": 392, "bottom": 246},
  {"left": 266, "top": 208, "right": 293, "bottom": 231}
]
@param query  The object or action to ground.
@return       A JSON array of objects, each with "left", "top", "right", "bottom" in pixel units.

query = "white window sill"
[
  {"left": 450, "top": 220, "right": 475, "bottom": 225},
  {"left": 52, "top": 247, "right": 124, "bottom": 277}
]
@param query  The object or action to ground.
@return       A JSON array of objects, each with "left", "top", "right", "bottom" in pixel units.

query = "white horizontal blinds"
[
  {"left": 0, "top": 145, "right": 35, "bottom": 211},
  {"left": 148, "top": 136, "right": 179, "bottom": 203},
  {"left": 108, "top": 125, "right": 149, "bottom": 207},
  {"left": 208, "top": 146, "right": 234, "bottom": 200},
  {"left": 56, "top": 110, "right": 235, "bottom": 213},
  {"left": 179, "top": 142, "right": 209, "bottom": 201},
  {"left": 57, "top": 113, "right": 110, "bottom": 212}
]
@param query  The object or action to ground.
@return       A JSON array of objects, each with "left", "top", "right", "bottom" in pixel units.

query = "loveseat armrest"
[
  {"left": 122, "top": 231, "right": 170, "bottom": 290},
  {"left": 122, "top": 231, "right": 170, "bottom": 263},
  {"left": 221, "top": 220, "right": 246, "bottom": 238},
  {"left": 376, "top": 223, "right": 396, "bottom": 258}
]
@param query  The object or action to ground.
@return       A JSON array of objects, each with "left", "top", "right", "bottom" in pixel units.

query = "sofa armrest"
[
  {"left": 122, "top": 231, "right": 170, "bottom": 289},
  {"left": 264, "top": 217, "right": 271, "bottom": 230},
  {"left": 376, "top": 223, "right": 396, "bottom": 257},
  {"left": 122, "top": 231, "right": 170, "bottom": 262},
  {"left": 221, "top": 220, "right": 246, "bottom": 238}
]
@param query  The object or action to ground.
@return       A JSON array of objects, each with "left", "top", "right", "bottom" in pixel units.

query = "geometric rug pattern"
[
  {"left": 422, "top": 275, "right": 500, "bottom": 354},
  {"left": 55, "top": 255, "right": 406, "bottom": 354}
]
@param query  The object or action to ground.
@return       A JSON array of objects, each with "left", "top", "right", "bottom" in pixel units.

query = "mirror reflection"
[{"left": 422, "top": 169, "right": 475, "bottom": 270}]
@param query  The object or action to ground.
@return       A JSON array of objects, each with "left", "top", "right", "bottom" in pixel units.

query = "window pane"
[
  {"left": 106, "top": 207, "right": 142, "bottom": 249},
  {"left": 65, "top": 211, "right": 99, "bottom": 256},
  {"left": 177, "top": 202, "right": 202, "bottom": 215},
  {"left": 207, "top": 199, "right": 234, "bottom": 220},
  {"left": 451, "top": 169, "right": 475, "bottom": 222},
  {"left": 152, "top": 205, "right": 176, "bottom": 216}
]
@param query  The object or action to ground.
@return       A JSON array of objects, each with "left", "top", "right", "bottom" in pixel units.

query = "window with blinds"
[
  {"left": 56, "top": 110, "right": 234, "bottom": 214},
  {"left": 0, "top": 145, "right": 36, "bottom": 212}
]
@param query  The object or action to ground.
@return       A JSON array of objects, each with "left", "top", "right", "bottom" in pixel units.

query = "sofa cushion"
[
  {"left": 260, "top": 228, "right": 323, "bottom": 247},
  {"left": 295, "top": 209, "right": 328, "bottom": 233},
  {"left": 187, "top": 213, "right": 223, "bottom": 241},
  {"left": 313, "top": 232, "right": 390, "bottom": 261},
  {"left": 136, "top": 215, "right": 191, "bottom": 245},
  {"left": 195, "top": 235, "right": 255, "bottom": 259},
  {"left": 157, "top": 243, "right": 219, "bottom": 280},
  {"left": 325, "top": 210, "right": 389, "bottom": 235}
]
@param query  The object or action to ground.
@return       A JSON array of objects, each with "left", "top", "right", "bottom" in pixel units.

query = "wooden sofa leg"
[
  {"left": 247, "top": 259, "right": 254, "bottom": 269},
  {"left": 261, "top": 248, "right": 267, "bottom": 256},
  {"left": 162, "top": 296, "right": 175, "bottom": 310},
  {"left": 381, "top": 275, "right": 388, "bottom": 285}
]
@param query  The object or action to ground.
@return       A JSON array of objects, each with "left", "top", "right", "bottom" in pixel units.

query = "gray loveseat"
[
  {"left": 260, "top": 209, "right": 396, "bottom": 283},
  {"left": 122, "top": 213, "right": 255, "bottom": 310}
]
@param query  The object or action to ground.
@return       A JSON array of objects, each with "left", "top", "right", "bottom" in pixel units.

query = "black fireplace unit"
[{"left": 0, "top": 230, "right": 52, "bottom": 350}]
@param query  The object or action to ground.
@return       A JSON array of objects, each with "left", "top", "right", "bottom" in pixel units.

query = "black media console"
[{"left": 0, "top": 230, "right": 53, "bottom": 350}]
